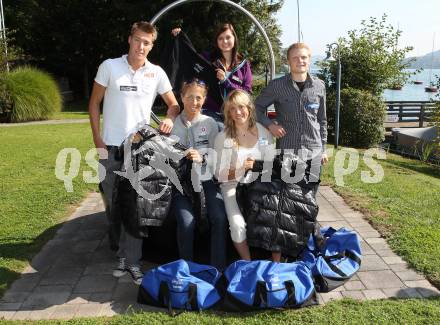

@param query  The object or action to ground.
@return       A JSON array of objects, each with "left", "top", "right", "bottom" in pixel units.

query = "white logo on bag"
[
  {"left": 172, "top": 278, "right": 184, "bottom": 290},
  {"left": 267, "top": 275, "right": 280, "bottom": 288}
]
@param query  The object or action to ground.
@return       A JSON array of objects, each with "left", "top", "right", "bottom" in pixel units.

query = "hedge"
[{"left": 327, "top": 87, "right": 386, "bottom": 148}]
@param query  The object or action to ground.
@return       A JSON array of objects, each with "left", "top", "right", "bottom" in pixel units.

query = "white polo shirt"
[{"left": 95, "top": 55, "right": 172, "bottom": 146}]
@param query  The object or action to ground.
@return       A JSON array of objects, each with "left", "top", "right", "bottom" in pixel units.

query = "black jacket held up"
[
  {"left": 161, "top": 31, "right": 223, "bottom": 108},
  {"left": 111, "top": 125, "right": 193, "bottom": 239}
]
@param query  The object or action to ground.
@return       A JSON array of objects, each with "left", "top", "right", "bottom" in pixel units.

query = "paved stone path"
[
  {"left": 1, "top": 187, "right": 439, "bottom": 320},
  {"left": 0, "top": 119, "right": 90, "bottom": 127}
]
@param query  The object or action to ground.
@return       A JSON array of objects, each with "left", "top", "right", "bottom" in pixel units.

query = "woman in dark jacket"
[{"left": 172, "top": 23, "right": 252, "bottom": 116}]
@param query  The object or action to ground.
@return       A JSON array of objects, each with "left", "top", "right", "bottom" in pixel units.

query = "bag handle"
[
  {"left": 284, "top": 280, "right": 297, "bottom": 307},
  {"left": 324, "top": 250, "right": 361, "bottom": 265},
  {"left": 323, "top": 227, "right": 337, "bottom": 239},
  {"left": 253, "top": 281, "right": 298, "bottom": 308},
  {"left": 323, "top": 250, "right": 361, "bottom": 278},
  {"left": 158, "top": 281, "right": 175, "bottom": 316},
  {"left": 253, "top": 281, "right": 267, "bottom": 308},
  {"left": 159, "top": 281, "right": 197, "bottom": 316},
  {"left": 187, "top": 283, "right": 199, "bottom": 311},
  {"left": 191, "top": 267, "right": 220, "bottom": 284},
  {"left": 325, "top": 261, "right": 348, "bottom": 277}
]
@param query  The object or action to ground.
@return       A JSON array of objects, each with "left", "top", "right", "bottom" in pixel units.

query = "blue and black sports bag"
[
  {"left": 223, "top": 260, "right": 316, "bottom": 310},
  {"left": 137, "top": 259, "right": 221, "bottom": 312},
  {"left": 301, "top": 227, "right": 362, "bottom": 292}
]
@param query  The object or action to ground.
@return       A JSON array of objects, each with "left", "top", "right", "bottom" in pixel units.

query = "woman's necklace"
[{"left": 237, "top": 128, "right": 248, "bottom": 137}]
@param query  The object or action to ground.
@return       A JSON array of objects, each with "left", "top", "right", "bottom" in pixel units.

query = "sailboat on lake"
[{"left": 425, "top": 33, "right": 438, "bottom": 93}]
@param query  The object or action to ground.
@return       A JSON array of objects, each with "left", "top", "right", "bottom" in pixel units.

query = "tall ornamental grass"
[{"left": 1, "top": 66, "right": 61, "bottom": 122}]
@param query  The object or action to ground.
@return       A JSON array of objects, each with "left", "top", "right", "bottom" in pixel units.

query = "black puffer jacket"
[
  {"left": 111, "top": 125, "right": 194, "bottom": 239},
  {"left": 237, "top": 156, "right": 319, "bottom": 257}
]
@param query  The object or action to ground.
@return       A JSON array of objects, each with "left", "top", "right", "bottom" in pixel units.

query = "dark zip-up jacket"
[
  {"left": 236, "top": 156, "right": 319, "bottom": 257},
  {"left": 111, "top": 126, "right": 194, "bottom": 238}
]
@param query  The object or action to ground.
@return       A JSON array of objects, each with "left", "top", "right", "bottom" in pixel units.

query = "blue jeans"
[{"left": 172, "top": 180, "right": 227, "bottom": 270}]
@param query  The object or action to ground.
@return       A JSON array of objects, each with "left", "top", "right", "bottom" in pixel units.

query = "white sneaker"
[
  {"left": 112, "top": 257, "right": 127, "bottom": 278},
  {"left": 127, "top": 265, "right": 144, "bottom": 285}
]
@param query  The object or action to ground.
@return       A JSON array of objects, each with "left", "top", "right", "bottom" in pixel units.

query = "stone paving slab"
[
  {"left": 0, "top": 119, "right": 90, "bottom": 127},
  {"left": 1, "top": 187, "right": 439, "bottom": 320}
]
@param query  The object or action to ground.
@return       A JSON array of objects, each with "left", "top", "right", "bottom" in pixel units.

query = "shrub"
[
  {"left": 318, "top": 15, "right": 413, "bottom": 96},
  {"left": 429, "top": 101, "right": 440, "bottom": 159},
  {"left": 0, "top": 80, "right": 13, "bottom": 122},
  {"left": 327, "top": 87, "right": 386, "bottom": 148},
  {"left": 432, "top": 101, "right": 440, "bottom": 128},
  {"left": 0, "top": 66, "right": 61, "bottom": 122},
  {"left": 252, "top": 77, "right": 267, "bottom": 99}
]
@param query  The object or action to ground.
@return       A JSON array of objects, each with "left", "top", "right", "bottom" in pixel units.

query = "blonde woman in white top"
[{"left": 214, "top": 89, "right": 277, "bottom": 261}]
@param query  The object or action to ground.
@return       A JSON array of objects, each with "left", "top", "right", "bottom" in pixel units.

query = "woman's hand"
[
  {"left": 186, "top": 149, "right": 202, "bottom": 163},
  {"left": 243, "top": 157, "right": 255, "bottom": 171},
  {"left": 171, "top": 28, "right": 181, "bottom": 36},
  {"left": 216, "top": 68, "right": 226, "bottom": 81}
]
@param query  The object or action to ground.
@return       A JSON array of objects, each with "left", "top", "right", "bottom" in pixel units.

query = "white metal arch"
[{"left": 150, "top": 0, "right": 276, "bottom": 80}]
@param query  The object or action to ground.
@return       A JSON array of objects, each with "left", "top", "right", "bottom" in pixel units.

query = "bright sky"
[{"left": 276, "top": 0, "right": 440, "bottom": 57}]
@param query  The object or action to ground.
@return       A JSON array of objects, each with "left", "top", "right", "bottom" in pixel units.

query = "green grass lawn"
[
  {"left": 0, "top": 125, "right": 440, "bottom": 323},
  {"left": 49, "top": 100, "right": 166, "bottom": 120},
  {"left": 20, "top": 98, "right": 170, "bottom": 121},
  {"left": 0, "top": 123, "right": 96, "bottom": 296},
  {"left": 321, "top": 146, "right": 440, "bottom": 287},
  {"left": 51, "top": 111, "right": 90, "bottom": 120}
]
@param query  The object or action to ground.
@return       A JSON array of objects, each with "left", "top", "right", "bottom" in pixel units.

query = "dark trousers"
[{"left": 99, "top": 146, "right": 142, "bottom": 266}]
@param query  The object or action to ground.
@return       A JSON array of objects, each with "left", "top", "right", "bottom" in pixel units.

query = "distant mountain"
[{"left": 405, "top": 50, "right": 440, "bottom": 69}]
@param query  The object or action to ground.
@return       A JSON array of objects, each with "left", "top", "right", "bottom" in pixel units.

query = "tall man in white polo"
[{"left": 89, "top": 21, "right": 180, "bottom": 284}]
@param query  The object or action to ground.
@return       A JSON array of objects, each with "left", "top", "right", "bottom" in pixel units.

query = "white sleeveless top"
[
  {"left": 236, "top": 142, "right": 261, "bottom": 166},
  {"left": 214, "top": 123, "right": 275, "bottom": 183}
]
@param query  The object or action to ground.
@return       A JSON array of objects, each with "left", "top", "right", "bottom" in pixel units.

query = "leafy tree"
[
  {"left": 0, "top": 29, "right": 24, "bottom": 72},
  {"left": 152, "top": 0, "right": 284, "bottom": 77},
  {"left": 5, "top": 0, "right": 283, "bottom": 98},
  {"left": 318, "top": 14, "right": 414, "bottom": 96},
  {"left": 5, "top": 0, "right": 164, "bottom": 97}
]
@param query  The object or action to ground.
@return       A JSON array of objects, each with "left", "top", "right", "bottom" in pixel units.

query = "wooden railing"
[{"left": 385, "top": 101, "right": 438, "bottom": 127}]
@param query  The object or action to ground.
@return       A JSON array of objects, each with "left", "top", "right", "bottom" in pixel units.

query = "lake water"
[
  {"left": 276, "top": 69, "right": 440, "bottom": 101},
  {"left": 383, "top": 69, "right": 440, "bottom": 102}
]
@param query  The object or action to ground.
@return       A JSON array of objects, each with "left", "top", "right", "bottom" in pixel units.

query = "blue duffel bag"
[
  {"left": 137, "top": 259, "right": 221, "bottom": 312},
  {"left": 223, "top": 260, "right": 317, "bottom": 311},
  {"left": 301, "top": 227, "right": 362, "bottom": 292}
]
